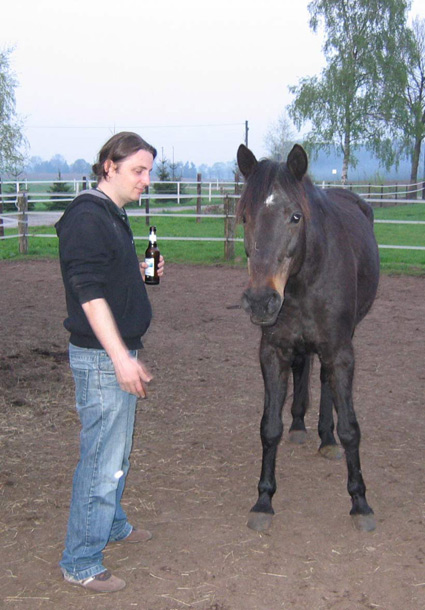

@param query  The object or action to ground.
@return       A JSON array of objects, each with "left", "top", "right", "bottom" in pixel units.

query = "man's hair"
[{"left": 92, "top": 132, "right": 157, "bottom": 181}]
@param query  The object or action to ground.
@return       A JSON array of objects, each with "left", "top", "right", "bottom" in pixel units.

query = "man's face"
[{"left": 106, "top": 149, "right": 154, "bottom": 207}]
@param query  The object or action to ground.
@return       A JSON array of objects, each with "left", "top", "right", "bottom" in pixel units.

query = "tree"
[
  {"left": 391, "top": 17, "right": 425, "bottom": 195},
  {"left": 47, "top": 171, "right": 73, "bottom": 210},
  {"left": 71, "top": 158, "right": 92, "bottom": 174},
  {"left": 264, "top": 112, "right": 297, "bottom": 161},
  {"left": 49, "top": 154, "right": 70, "bottom": 174},
  {"left": 288, "top": 0, "right": 410, "bottom": 183},
  {"left": 182, "top": 161, "right": 197, "bottom": 179},
  {"left": 153, "top": 156, "right": 177, "bottom": 203},
  {"left": 0, "top": 47, "right": 26, "bottom": 173}
]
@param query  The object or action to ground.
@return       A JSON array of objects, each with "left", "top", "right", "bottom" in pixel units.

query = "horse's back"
[{"left": 324, "top": 187, "right": 374, "bottom": 225}]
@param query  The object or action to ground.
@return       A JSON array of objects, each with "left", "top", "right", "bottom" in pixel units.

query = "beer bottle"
[{"left": 144, "top": 226, "right": 160, "bottom": 285}]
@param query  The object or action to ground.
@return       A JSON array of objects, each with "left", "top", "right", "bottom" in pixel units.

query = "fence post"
[
  {"left": 0, "top": 177, "right": 3, "bottom": 238},
  {"left": 234, "top": 171, "right": 242, "bottom": 197},
  {"left": 196, "top": 173, "right": 202, "bottom": 223},
  {"left": 224, "top": 195, "right": 236, "bottom": 261},
  {"left": 17, "top": 192, "right": 28, "bottom": 254},
  {"left": 145, "top": 186, "right": 150, "bottom": 226}
]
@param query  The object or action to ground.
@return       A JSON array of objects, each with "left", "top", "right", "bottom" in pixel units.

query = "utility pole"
[{"left": 245, "top": 120, "right": 249, "bottom": 147}]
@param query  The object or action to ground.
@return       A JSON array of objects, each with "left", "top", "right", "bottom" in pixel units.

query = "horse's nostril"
[
  {"left": 266, "top": 292, "right": 281, "bottom": 314},
  {"left": 241, "top": 289, "right": 281, "bottom": 320}
]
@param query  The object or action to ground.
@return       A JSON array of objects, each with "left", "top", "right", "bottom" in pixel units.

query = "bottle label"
[{"left": 145, "top": 257, "right": 155, "bottom": 277}]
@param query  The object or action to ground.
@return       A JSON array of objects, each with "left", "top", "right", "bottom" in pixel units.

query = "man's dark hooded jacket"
[{"left": 55, "top": 189, "right": 152, "bottom": 350}]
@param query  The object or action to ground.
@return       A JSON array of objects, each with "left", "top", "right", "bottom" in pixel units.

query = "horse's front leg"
[
  {"left": 323, "top": 344, "right": 376, "bottom": 532},
  {"left": 247, "top": 336, "right": 290, "bottom": 532}
]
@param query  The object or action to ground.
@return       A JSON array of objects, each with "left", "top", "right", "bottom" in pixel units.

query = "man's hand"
[
  {"left": 81, "top": 298, "right": 153, "bottom": 397},
  {"left": 140, "top": 255, "right": 165, "bottom": 280},
  {"left": 113, "top": 353, "right": 153, "bottom": 398}
]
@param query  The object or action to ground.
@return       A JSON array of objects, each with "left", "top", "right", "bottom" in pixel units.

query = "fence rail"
[
  {"left": 1, "top": 190, "right": 424, "bottom": 255},
  {"left": 1, "top": 176, "right": 425, "bottom": 205}
]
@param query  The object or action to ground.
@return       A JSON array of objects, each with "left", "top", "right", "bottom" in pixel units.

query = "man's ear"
[{"left": 103, "top": 159, "right": 117, "bottom": 177}]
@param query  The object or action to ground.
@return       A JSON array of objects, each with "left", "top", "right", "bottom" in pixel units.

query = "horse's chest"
[{"left": 274, "top": 300, "right": 327, "bottom": 352}]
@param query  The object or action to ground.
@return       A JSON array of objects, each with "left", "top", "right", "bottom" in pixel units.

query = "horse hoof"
[
  {"left": 247, "top": 512, "right": 273, "bottom": 532},
  {"left": 289, "top": 430, "right": 307, "bottom": 445},
  {"left": 352, "top": 513, "right": 376, "bottom": 532},
  {"left": 319, "top": 445, "right": 343, "bottom": 460}
]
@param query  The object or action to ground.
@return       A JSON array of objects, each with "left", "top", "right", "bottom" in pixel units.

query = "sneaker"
[
  {"left": 62, "top": 569, "right": 126, "bottom": 593},
  {"left": 112, "top": 527, "right": 153, "bottom": 544}
]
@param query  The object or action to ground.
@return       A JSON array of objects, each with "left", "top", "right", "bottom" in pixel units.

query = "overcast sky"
[{"left": 3, "top": 0, "right": 424, "bottom": 167}]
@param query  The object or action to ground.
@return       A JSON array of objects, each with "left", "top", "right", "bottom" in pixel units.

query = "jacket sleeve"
[{"left": 59, "top": 208, "right": 115, "bottom": 304}]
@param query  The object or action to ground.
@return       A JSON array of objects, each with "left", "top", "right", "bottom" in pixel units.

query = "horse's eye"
[
  {"left": 242, "top": 214, "right": 247, "bottom": 224},
  {"left": 291, "top": 213, "right": 302, "bottom": 224}
]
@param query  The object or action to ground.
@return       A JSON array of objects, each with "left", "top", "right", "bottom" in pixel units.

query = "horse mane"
[{"left": 237, "top": 158, "right": 312, "bottom": 221}]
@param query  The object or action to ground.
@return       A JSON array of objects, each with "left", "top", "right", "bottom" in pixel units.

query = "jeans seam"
[{"left": 84, "top": 359, "right": 105, "bottom": 556}]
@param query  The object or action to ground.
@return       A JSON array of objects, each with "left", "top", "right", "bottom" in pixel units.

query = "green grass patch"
[
  {"left": 373, "top": 202, "right": 425, "bottom": 221},
  {"left": 130, "top": 215, "right": 245, "bottom": 265},
  {"left": 1, "top": 203, "right": 424, "bottom": 274},
  {"left": 373, "top": 203, "right": 425, "bottom": 274}
]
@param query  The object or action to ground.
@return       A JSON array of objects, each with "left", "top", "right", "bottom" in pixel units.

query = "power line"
[{"left": 25, "top": 122, "right": 246, "bottom": 130}]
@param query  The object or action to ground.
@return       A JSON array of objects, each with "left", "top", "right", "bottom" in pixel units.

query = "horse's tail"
[{"left": 350, "top": 192, "right": 374, "bottom": 225}]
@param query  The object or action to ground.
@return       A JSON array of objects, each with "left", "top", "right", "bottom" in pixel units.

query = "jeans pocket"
[{"left": 72, "top": 368, "right": 89, "bottom": 407}]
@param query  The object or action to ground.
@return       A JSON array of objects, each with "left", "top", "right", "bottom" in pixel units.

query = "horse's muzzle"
[{"left": 241, "top": 286, "right": 283, "bottom": 326}]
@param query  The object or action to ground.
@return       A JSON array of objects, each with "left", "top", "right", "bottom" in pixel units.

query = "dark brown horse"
[{"left": 237, "top": 143, "right": 380, "bottom": 532}]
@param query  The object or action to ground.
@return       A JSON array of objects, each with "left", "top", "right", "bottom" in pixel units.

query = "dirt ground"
[{"left": 0, "top": 260, "right": 424, "bottom": 610}]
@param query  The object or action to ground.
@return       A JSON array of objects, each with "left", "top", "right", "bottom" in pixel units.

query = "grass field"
[
  {"left": 0, "top": 202, "right": 424, "bottom": 274},
  {"left": 373, "top": 203, "right": 425, "bottom": 273}
]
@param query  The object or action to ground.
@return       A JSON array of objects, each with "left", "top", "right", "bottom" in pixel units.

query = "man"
[{"left": 56, "top": 132, "right": 164, "bottom": 592}]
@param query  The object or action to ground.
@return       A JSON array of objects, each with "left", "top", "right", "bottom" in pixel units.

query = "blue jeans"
[{"left": 60, "top": 344, "right": 138, "bottom": 580}]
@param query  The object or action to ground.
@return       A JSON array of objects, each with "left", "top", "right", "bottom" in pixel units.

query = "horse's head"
[{"left": 237, "top": 144, "right": 310, "bottom": 326}]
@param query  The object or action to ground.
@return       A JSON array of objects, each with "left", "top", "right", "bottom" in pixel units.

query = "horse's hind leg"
[
  {"left": 318, "top": 366, "right": 343, "bottom": 459},
  {"left": 289, "top": 353, "right": 310, "bottom": 445}
]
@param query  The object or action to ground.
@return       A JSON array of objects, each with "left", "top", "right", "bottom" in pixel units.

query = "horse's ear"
[
  {"left": 287, "top": 144, "right": 308, "bottom": 181},
  {"left": 237, "top": 144, "right": 258, "bottom": 178}
]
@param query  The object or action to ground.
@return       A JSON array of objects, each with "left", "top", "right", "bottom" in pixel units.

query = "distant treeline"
[
  {"left": 307, "top": 145, "right": 419, "bottom": 182},
  {"left": 19, "top": 145, "right": 423, "bottom": 183},
  {"left": 22, "top": 155, "right": 238, "bottom": 181}
]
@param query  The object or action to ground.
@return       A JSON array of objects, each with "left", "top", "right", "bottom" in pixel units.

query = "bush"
[{"left": 46, "top": 172, "right": 73, "bottom": 210}]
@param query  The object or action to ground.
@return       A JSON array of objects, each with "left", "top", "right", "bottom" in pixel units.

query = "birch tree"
[
  {"left": 264, "top": 112, "right": 297, "bottom": 161},
  {"left": 288, "top": 0, "right": 410, "bottom": 183},
  {"left": 395, "top": 17, "right": 425, "bottom": 195},
  {"left": 0, "top": 47, "right": 26, "bottom": 173}
]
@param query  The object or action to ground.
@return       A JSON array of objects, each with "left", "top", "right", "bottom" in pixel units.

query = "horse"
[{"left": 236, "top": 143, "right": 380, "bottom": 533}]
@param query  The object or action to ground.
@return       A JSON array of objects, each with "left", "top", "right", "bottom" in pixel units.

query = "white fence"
[
  {"left": 1, "top": 177, "right": 425, "bottom": 207},
  {"left": 0, "top": 182, "right": 424, "bottom": 254},
  {"left": 0, "top": 178, "right": 241, "bottom": 210}
]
